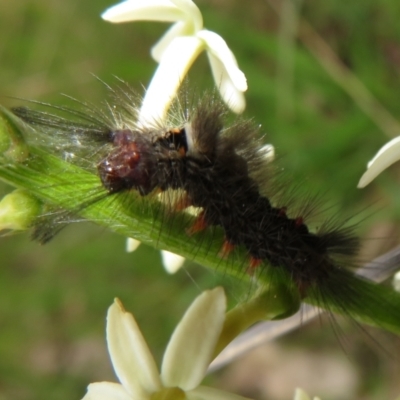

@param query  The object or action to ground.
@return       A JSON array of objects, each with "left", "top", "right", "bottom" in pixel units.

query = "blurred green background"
[{"left": 1, "top": 0, "right": 400, "bottom": 399}]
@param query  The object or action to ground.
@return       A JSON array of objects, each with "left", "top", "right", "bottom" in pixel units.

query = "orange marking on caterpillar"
[
  {"left": 246, "top": 257, "right": 262, "bottom": 275},
  {"left": 186, "top": 211, "right": 207, "bottom": 235},
  {"left": 219, "top": 239, "right": 235, "bottom": 258}
]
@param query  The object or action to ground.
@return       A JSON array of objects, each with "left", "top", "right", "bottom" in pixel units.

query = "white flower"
[
  {"left": 126, "top": 237, "right": 141, "bottom": 253},
  {"left": 160, "top": 249, "right": 186, "bottom": 274},
  {"left": 126, "top": 240, "right": 185, "bottom": 274},
  {"left": 358, "top": 136, "right": 400, "bottom": 188},
  {"left": 82, "top": 288, "right": 252, "bottom": 400},
  {"left": 102, "top": 0, "right": 247, "bottom": 124},
  {"left": 393, "top": 271, "right": 400, "bottom": 292}
]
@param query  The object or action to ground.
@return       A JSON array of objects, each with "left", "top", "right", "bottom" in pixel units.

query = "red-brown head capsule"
[{"left": 97, "top": 129, "right": 158, "bottom": 195}]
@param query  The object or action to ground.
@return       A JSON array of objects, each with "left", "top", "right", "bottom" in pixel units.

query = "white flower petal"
[
  {"left": 198, "top": 30, "right": 247, "bottom": 92},
  {"left": 102, "top": 1, "right": 248, "bottom": 117},
  {"left": 81, "top": 382, "right": 137, "bottom": 400},
  {"left": 160, "top": 250, "right": 185, "bottom": 273},
  {"left": 161, "top": 287, "right": 226, "bottom": 390},
  {"left": 207, "top": 53, "right": 246, "bottom": 114},
  {"left": 151, "top": 21, "right": 193, "bottom": 62},
  {"left": 187, "top": 385, "right": 252, "bottom": 400},
  {"left": 170, "top": 0, "right": 203, "bottom": 31},
  {"left": 102, "top": 0, "right": 185, "bottom": 23},
  {"left": 358, "top": 136, "right": 400, "bottom": 188},
  {"left": 107, "top": 299, "right": 162, "bottom": 398},
  {"left": 126, "top": 237, "right": 141, "bottom": 253},
  {"left": 394, "top": 271, "right": 400, "bottom": 292},
  {"left": 139, "top": 36, "right": 204, "bottom": 124}
]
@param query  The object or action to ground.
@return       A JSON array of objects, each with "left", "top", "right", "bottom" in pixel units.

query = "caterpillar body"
[
  {"left": 9, "top": 90, "right": 400, "bottom": 332},
  {"left": 97, "top": 97, "right": 358, "bottom": 291}
]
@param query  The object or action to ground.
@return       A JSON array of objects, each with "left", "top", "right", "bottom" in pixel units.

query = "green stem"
[{"left": 214, "top": 280, "right": 300, "bottom": 357}]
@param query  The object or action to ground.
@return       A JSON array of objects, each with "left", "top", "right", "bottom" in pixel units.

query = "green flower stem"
[
  {"left": 214, "top": 281, "right": 300, "bottom": 357},
  {"left": 306, "top": 273, "right": 400, "bottom": 335}
]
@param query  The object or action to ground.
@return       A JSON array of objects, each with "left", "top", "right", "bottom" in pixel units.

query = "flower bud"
[{"left": 0, "top": 189, "right": 42, "bottom": 231}]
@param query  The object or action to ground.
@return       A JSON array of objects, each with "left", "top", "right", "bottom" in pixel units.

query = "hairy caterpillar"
[{"left": 5, "top": 87, "right": 400, "bottom": 333}]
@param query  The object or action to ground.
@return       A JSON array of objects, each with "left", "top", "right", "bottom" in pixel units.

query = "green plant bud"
[{"left": 0, "top": 189, "right": 42, "bottom": 231}]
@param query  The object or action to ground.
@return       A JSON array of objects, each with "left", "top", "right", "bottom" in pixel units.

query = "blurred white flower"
[
  {"left": 393, "top": 271, "right": 400, "bottom": 292},
  {"left": 126, "top": 237, "right": 141, "bottom": 253},
  {"left": 102, "top": 0, "right": 247, "bottom": 123},
  {"left": 82, "top": 288, "right": 252, "bottom": 400},
  {"left": 161, "top": 249, "right": 186, "bottom": 273},
  {"left": 293, "top": 388, "right": 322, "bottom": 400},
  {"left": 126, "top": 238, "right": 185, "bottom": 275},
  {"left": 358, "top": 136, "right": 400, "bottom": 188}
]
